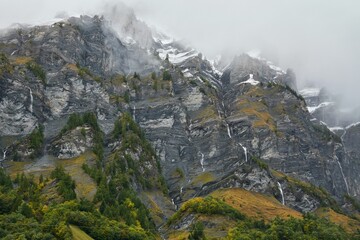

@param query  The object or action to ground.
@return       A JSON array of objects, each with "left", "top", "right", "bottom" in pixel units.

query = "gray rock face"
[
  {"left": 222, "top": 54, "right": 296, "bottom": 89},
  {"left": 50, "top": 126, "right": 94, "bottom": 159},
  {"left": 1, "top": 14, "right": 359, "bottom": 215}
]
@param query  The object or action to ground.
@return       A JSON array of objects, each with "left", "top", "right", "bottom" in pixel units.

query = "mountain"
[{"left": 0, "top": 8, "right": 360, "bottom": 239}]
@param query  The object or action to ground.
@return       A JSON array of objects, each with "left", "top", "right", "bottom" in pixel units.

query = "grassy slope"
[
  {"left": 166, "top": 187, "right": 360, "bottom": 238},
  {"left": 315, "top": 208, "right": 360, "bottom": 233},
  {"left": 8, "top": 152, "right": 97, "bottom": 201},
  {"left": 211, "top": 188, "right": 302, "bottom": 222},
  {"left": 69, "top": 225, "right": 94, "bottom": 240}
]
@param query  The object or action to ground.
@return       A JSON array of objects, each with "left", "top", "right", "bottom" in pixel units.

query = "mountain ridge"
[{"left": 0, "top": 11, "right": 360, "bottom": 239}]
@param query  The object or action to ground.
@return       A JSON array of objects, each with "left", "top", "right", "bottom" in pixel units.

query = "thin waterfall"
[
  {"left": 239, "top": 143, "right": 248, "bottom": 162},
  {"left": 225, "top": 122, "right": 232, "bottom": 138},
  {"left": 0, "top": 149, "right": 6, "bottom": 168},
  {"left": 277, "top": 182, "right": 285, "bottom": 205},
  {"left": 133, "top": 105, "right": 136, "bottom": 121},
  {"left": 199, "top": 152, "right": 205, "bottom": 172},
  {"left": 171, "top": 198, "right": 177, "bottom": 210},
  {"left": 337, "top": 160, "right": 350, "bottom": 195},
  {"left": 28, "top": 87, "right": 33, "bottom": 113}
]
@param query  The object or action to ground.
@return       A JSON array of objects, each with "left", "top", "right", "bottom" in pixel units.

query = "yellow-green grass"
[
  {"left": 8, "top": 152, "right": 97, "bottom": 201},
  {"left": 195, "top": 106, "right": 219, "bottom": 124},
  {"left": 8, "top": 161, "right": 33, "bottom": 178},
  {"left": 69, "top": 225, "right": 94, "bottom": 240},
  {"left": 315, "top": 208, "right": 360, "bottom": 233},
  {"left": 197, "top": 215, "right": 237, "bottom": 239},
  {"left": 168, "top": 230, "right": 189, "bottom": 240},
  {"left": 142, "top": 191, "right": 173, "bottom": 226},
  {"left": 235, "top": 98, "right": 276, "bottom": 131},
  {"left": 211, "top": 188, "right": 302, "bottom": 222},
  {"left": 61, "top": 152, "right": 97, "bottom": 201},
  {"left": 66, "top": 63, "right": 79, "bottom": 72},
  {"left": 11, "top": 56, "right": 32, "bottom": 65},
  {"left": 191, "top": 172, "right": 216, "bottom": 187}
]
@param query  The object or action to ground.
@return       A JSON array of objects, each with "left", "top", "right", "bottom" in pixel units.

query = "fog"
[{"left": 1, "top": 0, "right": 360, "bottom": 105}]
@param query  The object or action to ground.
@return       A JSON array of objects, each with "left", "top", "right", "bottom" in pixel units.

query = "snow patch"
[
  {"left": 239, "top": 74, "right": 260, "bottom": 86},
  {"left": 122, "top": 36, "right": 136, "bottom": 45},
  {"left": 299, "top": 88, "right": 321, "bottom": 98},
  {"left": 247, "top": 50, "right": 285, "bottom": 74},
  {"left": 307, "top": 102, "right": 334, "bottom": 114},
  {"left": 182, "top": 69, "right": 193, "bottom": 78},
  {"left": 329, "top": 126, "right": 344, "bottom": 132},
  {"left": 152, "top": 31, "right": 174, "bottom": 45},
  {"left": 157, "top": 48, "right": 199, "bottom": 64},
  {"left": 345, "top": 121, "right": 360, "bottom": 130}
]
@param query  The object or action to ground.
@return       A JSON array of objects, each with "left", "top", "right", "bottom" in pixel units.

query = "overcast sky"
[{"left": 1, "top": 0, "right": 360, "bottom": 105}]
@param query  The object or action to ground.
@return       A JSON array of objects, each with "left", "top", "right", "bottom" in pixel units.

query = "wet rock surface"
[{"left": 0, "top": 15, "right": 359, "bottom": 219}]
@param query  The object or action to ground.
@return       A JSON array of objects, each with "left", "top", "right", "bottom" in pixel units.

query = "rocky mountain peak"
[{"left": 1, "top": 8, "right": 360, "bottom": 239}]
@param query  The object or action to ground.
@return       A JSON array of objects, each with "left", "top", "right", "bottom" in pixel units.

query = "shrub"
[
  {"left": 26, "top": 61, "right": 46, "bottom": 84},
  {"left": 162, "top": 70, "right": 172, "bottom": 81},
  {"left": 29, "top": 125, "right": 44, "bottom": 158}
]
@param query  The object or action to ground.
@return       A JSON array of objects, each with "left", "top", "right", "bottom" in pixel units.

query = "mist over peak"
[{"left": 1, "top": 0, "right": 359, "bottom": 107}]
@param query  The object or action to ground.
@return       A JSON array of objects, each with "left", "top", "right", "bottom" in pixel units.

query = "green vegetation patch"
[
  {"left": 227, "top": 214, "right": 354, "bottom": 240},
  {"left": 0, "top": 53, "right": 13, "bottom": 76},
  {"left": 26, "top": 61, "right": 46, "bottom": 84},
  {"left": 28, "top": 125, "right": 44, "bottom": 158},
  {"left": 168, "top": 196, "right": 245, "bottom": 225}
]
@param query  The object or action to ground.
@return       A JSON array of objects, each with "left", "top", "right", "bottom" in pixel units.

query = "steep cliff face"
[{"left": 0, "top": 14, "right": 359, "bottom": 224}]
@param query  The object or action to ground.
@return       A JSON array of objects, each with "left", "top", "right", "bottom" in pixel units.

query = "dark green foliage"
[
  {"left": 81, "top": 113, "right": 169, "bottom": 231},
  {"left": 26, "top": 61, "right": 46, "bottom": 84},
  {"left": 189, "top": 80, "right": 197, "bottom": 86},
  {"left": 162, "top": 70, "right": 172, "bottom": 81},
  {"left": 41, "top": 201, "right": 155, "bottom": 240},
  {"left": 188, "top": 222, "right": 206, "bottom": 240},
  {"left": 202, "top": 78, "right": 213, "bottom": 89},
  {"left": 113, "top": 117, "right": 122, "bottom": 139},
  {"left": 0, "top": 168, "right": 12, "bottom": 190},
  {"left": 76, "top": 63, "right": 102, "bottom": 83},
  {"left": 312, "top": 122, "right": 342, "bottom": 143},
  {"left": 0, "top": 52, "right": 13, "bottom": 75},
  {"left": 344, "top": 195, "right": 360, "bottom": 212},
  {"left": 0, "top": 213, "right": 55, "bottom": 240},
  {"left": 227, "top": 214, "right": 354, "bottom": 240},
  {"left": 28, "top": 125, "right": 44, "bottom": 158},
  {"left": 282, "top": 84, "right": 305, "bottom": 101},
  {"left": 0, "top": 173, "right": 38, "bottom": 215},
  {"left": 251, "top": 156, "right": 269, "bottom": 170},
  {"left": 14, "top": 173, "right": 39, "bottom": 202},
  {"left": 111, "top": 112, "right": 167, "bottom": 192},
  {"left": 80, "top": 127, "right": 86, "bottom": 137},
  {"left": 124, "top": 91, "right": 130, "bottom": 103},
  {"left": 133, "top": 72, "right": 140, "bottom": 79},
  {"left": 169, "top": 196, "right": 245, "bottom": 225},
  {"left": 0, "top": 169, "right": 17, "bottom": 214},
  {"left": 0, "top": 168, "right": 156, "bottom": 239},
  {"left": 51, "top": 166, "right": 76, "bottom": 201},
  {"left": 151, "top": 71, "right": 157, "bottom": 80},
  {"left": 152, "top": 79, "right": 159, "bottom": 91},
  {"left": 19, "top": 202, "right": 34, "bottom": 218},
  {"left": 175, "top": 167, "right": 185, "bottom": 178},
  {"left": 287, "top": 177, "right": 341, "bottom": 212},
  {"left": 89, "top": 170, "right": 156, "bottom": 232}
]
